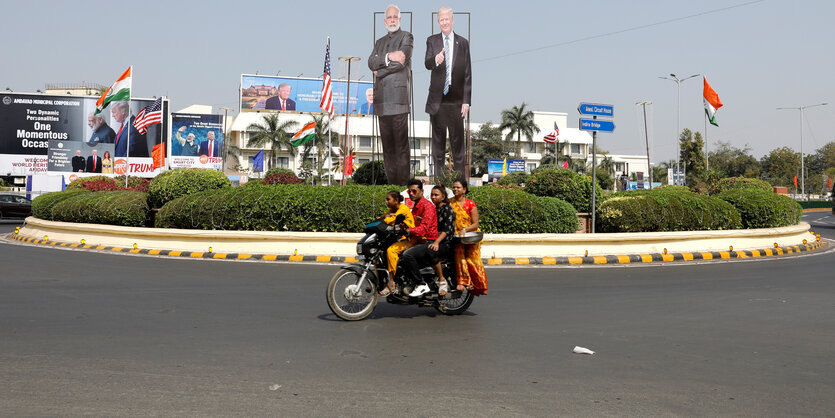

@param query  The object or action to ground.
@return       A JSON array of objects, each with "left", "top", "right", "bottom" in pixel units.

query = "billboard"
[
  {"left": 487, "top": 158, "right": 525, "bottom": 182},
  {"left": 241, "top": 74, "right": 374, "bottom": 115},
  {"left": 169, "top": 113, "right": 223, "bottom": 170},
  {"left": 0, "top": 92, "right": 167, "bottom": 178}
]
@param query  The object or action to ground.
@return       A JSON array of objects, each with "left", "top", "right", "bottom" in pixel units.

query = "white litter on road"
[
  {"left": 573, "top": 346, "right": 595, "bottom": 355},
  {"left": 269, "top": 384, "right": 282, "bottom": 391}
]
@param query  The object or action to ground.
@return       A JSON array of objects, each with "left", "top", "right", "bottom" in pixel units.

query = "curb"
[{"left": 8, "top": 232, "right": 827, "bottom": 266}]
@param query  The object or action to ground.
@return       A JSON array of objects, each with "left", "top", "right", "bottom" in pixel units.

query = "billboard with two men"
[
  {"left": 0, "top": 92, "right": 167, "bottom": 180},
  {"left": 241, "top": 74, "right": 374, "bottom": 116},
  {"left": 169, "top": 113, "right": 224, "bottom": 170}
]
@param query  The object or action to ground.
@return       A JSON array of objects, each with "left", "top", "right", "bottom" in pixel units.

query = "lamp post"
[
  {"left": 777, "top": 102, "right": 828, "bottom": 200},
  {"left": 338, "top": 56, "right": 361, "bottom": 185},
  {"left": 659, "top": 73, "right": 699, "bottom": 185},
  {"left": 636, "top": 101, "right": 653, "bottom": 189},
  {"left": 219, "top": 107, "right": 233, "bottom": 172}
]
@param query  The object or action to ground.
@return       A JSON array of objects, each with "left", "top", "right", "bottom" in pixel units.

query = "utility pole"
[
  {"left": 637, "top": 101, "right": 653, "bottom": 189},
  {"left": 777, "top": 102, "right": 827, "bottom": 200},
  {"left": 338, "top": 56, "right": 361, "bottom": 186},
  {"left": 219, "top": 107, "right": 233, "bottom": 172}
]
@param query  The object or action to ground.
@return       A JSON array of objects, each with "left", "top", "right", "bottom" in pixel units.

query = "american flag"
[
  {"left": 319, "top": 39, "right": 334, "bottom": 118},
  {"left": 543, "top": 122, "right": 560, "bottom": 143},
  {"left": 133, "top": 97, "right": 163, "bottom": 134}
]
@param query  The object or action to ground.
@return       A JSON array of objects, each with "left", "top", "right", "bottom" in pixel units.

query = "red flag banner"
[{"left": 152, "top": 143, "right": 165, "bottom": 169}]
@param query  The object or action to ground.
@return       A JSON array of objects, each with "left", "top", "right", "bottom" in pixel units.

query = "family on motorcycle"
[{"left": 380, "top": 178, "right": 488, "bottom": 298}]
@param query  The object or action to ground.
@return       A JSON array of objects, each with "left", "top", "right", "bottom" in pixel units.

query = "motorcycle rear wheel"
[
  {"left": 327, "top": 269, "right": 378, "bottom": 321},
  {"left": 434, "top": 287, "right": 474, "bottom": 315}
]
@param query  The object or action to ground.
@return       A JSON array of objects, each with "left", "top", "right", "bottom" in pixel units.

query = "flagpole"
[
  {"left": 327, "top": 113, "right": 332, "bottom": 186},
  {"left": 126, "top": 65, "right": 132, "bottom": 188},
  {"left": 704, "top": 110, "right": 709, "bottom": 172}
]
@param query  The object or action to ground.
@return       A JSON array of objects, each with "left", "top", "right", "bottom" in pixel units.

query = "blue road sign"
[
  {"left": 579, "top": 118, "right": 616, "bottom": 132},
  {"left": 578, "top": 102, "right": 614, "bottom": 117}
]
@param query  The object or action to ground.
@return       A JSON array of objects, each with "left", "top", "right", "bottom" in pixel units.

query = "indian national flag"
[
  {"left": 95, "top": 66, "right": 132, "bottom": 115},
  {"left": 291, "top": 122, "right": 316, "bottom": 146},
  {"left": 703, "top": 76, "right": 723, "bottom": 127}
]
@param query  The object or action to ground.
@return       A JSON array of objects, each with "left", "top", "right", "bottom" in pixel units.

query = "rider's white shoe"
[{"left": 408, "top": 284, "right": 431, "bottom": 297}]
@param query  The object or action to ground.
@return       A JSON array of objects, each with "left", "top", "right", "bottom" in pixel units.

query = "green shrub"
[
  {"left": 65, "top": 176, "right": 115, "bottom": 190},
  {"left": 156, "top": 184, "right": 393, "bottom": 232},
  {"left": 352, "top": 160, "right": 389, "bottom": 185},
  {"left": 526, "top": 169, "right": 602, "bottom": 213},
  {"left": 716, "top": 189, "right": 802, "bottom": 228},
  {"left": 496, "top": 172, "right": 530, "bottom": 186},
  {"left": 655, "top": 184, "right": 691, "bottom": 193},
  {"left": 156, "top": 184, "right": 579, "bottom": 233},
  {"left": 32, "top": 189, "right": 91, "bottom": 219},
  {"left": 468, "top": 186, "right": 578, "bottom": 233},
  {"left": 596, "top": 188, "right": 741, "bottom": 232},
  {"left": 264, "top": 167, "right": 296, "bottom": 177},
  {"left": 263, "top": 172, "right": 302, "bottom": 184},
  {"left": 710, "top": 177, "right": 772, "bottom": 195},
  {"left": 148, "top": 168, "right": 231, "bottom": 208},
  {"left": 49, "top": 191, "right": 150, "bottom": 227}
]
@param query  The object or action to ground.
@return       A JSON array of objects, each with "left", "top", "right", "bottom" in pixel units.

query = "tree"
[
  {"left": 708, "top": 140, "right": 761, "bottom": 178},
  {"left": 499, "top": 103, "right": 540, "bottom": 157},
  {"left": 470, "top": 122, "right": 512, "bottom": 177},
  {"left": 679, "top": 128, "right": 706, "bottom": 184},
  {"left": 299, "top": 114, "right": 331, "bottom": 184},
  {"left": 760, "top": 146, "right": 800, "bottom": 188},
  {"left": 246, "top": 114, "right": 298, "bottom": 171}
]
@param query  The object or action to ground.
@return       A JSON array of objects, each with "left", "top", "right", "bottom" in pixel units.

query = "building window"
[
  {"left": 411, "top": 138, "right": 421, "bottom": 150},
  {"left": 358, "top": 136, "right": 372, "bottom": 149},
  {"left": 527, "top": 163, "right": 537, "bottom": 173},
  {"left": 410, "top": 159, "right": 420, "bottom": 173},
  {"left": 571, "top": 144, "right": 582, "bottom": 155},
  {"left": 526, "top": 141, "right": 537, "bottom": 153},
  {"left": 275, "top": 157, "right": 289, "bottom": 168},
  {"left": 358, "top": 158, "right": 370, "bottom": 165}
]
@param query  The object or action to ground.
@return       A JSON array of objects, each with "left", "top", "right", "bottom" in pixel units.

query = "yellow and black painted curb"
[{"left": 8, "top": 232, "right": 827, "bottom": 266}]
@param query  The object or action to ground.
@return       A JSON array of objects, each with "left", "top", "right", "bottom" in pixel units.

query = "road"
[{"left": 1, "top": 212, "right": 834, "bottom": 416}]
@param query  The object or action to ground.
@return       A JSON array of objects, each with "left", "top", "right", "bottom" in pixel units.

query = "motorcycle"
[{"left": 326, "top": 214, "right": 475, "bottom": 321}]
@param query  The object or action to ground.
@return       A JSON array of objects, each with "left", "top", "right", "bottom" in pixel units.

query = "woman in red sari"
[{"left": 450, "top": 180, "right": 488, "bottom": 296}]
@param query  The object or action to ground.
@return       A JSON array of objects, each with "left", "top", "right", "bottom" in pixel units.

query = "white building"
[{"left": 226, "top": 109, "right": 650, "bottom": 180}]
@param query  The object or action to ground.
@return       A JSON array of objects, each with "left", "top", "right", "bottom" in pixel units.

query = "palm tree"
[
  {"left": 499, "top": 102, "right": 540, "bottom": 158},
  {"left": 300, "top": 114, "right": 331, "bottom": 184},
  {"left": 246, "top": 114, "right": 298, "bottom": 171}
]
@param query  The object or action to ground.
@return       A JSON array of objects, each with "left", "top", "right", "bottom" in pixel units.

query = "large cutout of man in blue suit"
[
  {"left": 425, "top": 6, "right": 471, "bottom": 180},
  {"left": 198, "top": 131, "right": 221, "bottom": 158},
  {"left": 111, "top": 101, "right": 148, "bottom": 158}
]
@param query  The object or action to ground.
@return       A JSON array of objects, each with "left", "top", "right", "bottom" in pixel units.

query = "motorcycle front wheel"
[{"left": 327, "top": 269, "right": 378, "bottom": 321}]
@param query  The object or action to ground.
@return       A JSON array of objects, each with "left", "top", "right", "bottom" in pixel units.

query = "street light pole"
[
  {"left": 777, "top": 102, "right": 828, "bottom": 200},
  {"left": 219, "top": 107, "right": 233, "bottom": 172},
  {"left": 636, "top": 101, "right": 653, "bottom": 189},
  {"left": 660, "top": 73, "right": 699, "bottom": 185}
]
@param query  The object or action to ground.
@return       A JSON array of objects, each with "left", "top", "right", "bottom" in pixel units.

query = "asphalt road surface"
[{"left": 1, "top": 212, "right": 834, "bottom": 416}]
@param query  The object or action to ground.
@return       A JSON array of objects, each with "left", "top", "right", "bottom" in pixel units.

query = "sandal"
[
  {"left": 379, "top": 282, "right": 395, "bottom": 296},
  {"left": 438, "top": 281, "right": 449, "bottom": 296}
]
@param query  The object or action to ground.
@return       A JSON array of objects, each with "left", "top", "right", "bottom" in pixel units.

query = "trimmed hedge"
[
  {"left": 526, "top": 169, "right": 602, "bottom": 213},
  {"left": 46, "top": 191, "right": 150, "bottom": 227},
  {"left": 470, "top": 186, "right": 578, "bottom": 233},
  {"left": 716, "top": 189, "right": 802, "bottom": 228},
  {"left": 710, "top": 177, "right": 772, "bottom": 195},
  {"left": 32, "top": 189, "right": 91, "bottom": 219},
  {"left": 263, "top": 172, "right": 302, "bottom": 184},
  {"left": 157, "top": 184, "right": 393, "bottom": 232},
  {"left": 148, "top": 168, "right": 231, "bottom": 208},
  {"left": 496, "top": 172, "right": 530, "bottom": 186},
  {"left": 596, "top": 188, "right": 742, "bottom": 232},
  {"left": 66, "top": 176, "right": 115, "bottom": 190},
  {"left": 157, "top": 184, "right": 580, "bottom": 233},
  {"left": 264, "top": 167, "right": 296, "bottom": 177}
]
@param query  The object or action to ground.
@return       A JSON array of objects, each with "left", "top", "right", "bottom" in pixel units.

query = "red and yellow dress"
[
  {"left": 451, "top": 198, "right": 488, "bottom": 296},
  {"left": 383, "top": 203, "right": 415, "bottom": 277}
]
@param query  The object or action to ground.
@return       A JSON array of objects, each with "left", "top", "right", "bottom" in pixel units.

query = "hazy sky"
[{"left": 3, "top": 0, "right": 833, "bottom": 162}]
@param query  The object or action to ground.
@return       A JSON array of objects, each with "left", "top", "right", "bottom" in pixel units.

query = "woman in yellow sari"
[
  {"left": 381, "top": 191, "right": 415, "bottom": 295},
  {"left": 101, "top": 151, "right": 114, "bottom": 174},
  {"left": 450, "top": 180, "right": 488, "bottom": 295}
]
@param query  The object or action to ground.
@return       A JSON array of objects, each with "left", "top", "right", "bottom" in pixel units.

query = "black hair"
[
  {"left": 453, "top": 179, "right": 469, "bottom": 194},
  {"left": 387, "top": 190, "right": 403, "bottom": 203},
  {"left": 431, "top": 184, "right": 450, "bottom": 204},
  {"left": 407, "top": 178, "right": 424, "bottom": 190}
]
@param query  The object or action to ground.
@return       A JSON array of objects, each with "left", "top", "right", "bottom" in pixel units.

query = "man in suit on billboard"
[
  {"left": 368, "top": 4, "right": 413, "bottom": 186},
  {"left": 265, "top": 84, "right": 296, "bottom": 111},
  {"left": 111, "top": 101, "right": 148, "bottom": 158},
  {"left": 86, "top": 150, "right": 102, "bottom": 173},
  {"left": 198, "top": 131, "right": 221, "bottom": 158},
  {"left": 87, "top": 113, "right": 116, "bottom": 145},
  {"left": 71, "top": 150, "right": 86, "bottom": 173},
  {"left": 425, "top": 6, "right": 471, "bottom": 180}
]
